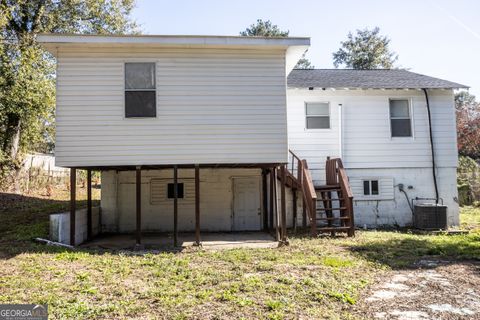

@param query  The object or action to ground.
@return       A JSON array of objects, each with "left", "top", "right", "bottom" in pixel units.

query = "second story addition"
[{"left": 38, "top": 34, "right": 310, "bottom": 168}]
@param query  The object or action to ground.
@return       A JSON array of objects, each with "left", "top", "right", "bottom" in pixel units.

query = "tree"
[
  {"left": 455, "top": 91, "right": 478, "bottom": 114},
  {"left": 332, "top": 27, "right": 398, "bottom": 69},
  {"left": 455, "top": 91, "right": 480, "bottom": 159},
  {"left": 240, "top": 19, "right": 289, "bottom": 37},
  {"left": 240, "top": 19, "right": 313, "bottom": 69},
  {"left": 0, "top": 0, "right": 138, "bottom": 169},
  {"left": 295, "top": 53, "right": 314, "bottom": 69}
]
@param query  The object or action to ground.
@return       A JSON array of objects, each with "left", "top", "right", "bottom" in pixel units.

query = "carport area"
[{"left": 79, "top": 231, "right": 278, "bottom": 251}]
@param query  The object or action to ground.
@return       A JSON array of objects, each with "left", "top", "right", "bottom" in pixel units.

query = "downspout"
[
  {"left": 422, "top": 88, "right": 439, "bottom": 204},
  {"left": 338, "top": 103, "right": 343, "bottom": 159}
]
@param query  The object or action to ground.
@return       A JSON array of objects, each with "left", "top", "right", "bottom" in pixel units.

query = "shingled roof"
[{"left": 287, "top": 69, "right": 468, "bottom": 89}]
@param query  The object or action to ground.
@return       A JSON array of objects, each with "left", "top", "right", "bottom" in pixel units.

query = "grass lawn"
[{"left": 0, "top": 188, "right": 479, "bottom": 319}]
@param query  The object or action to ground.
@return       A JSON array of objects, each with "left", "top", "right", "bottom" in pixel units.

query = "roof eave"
[
  {"left": 37, "top": 34, "right": 310, "bottom": 56},
  {"left": 287, "top": 86, "right": 469, "bottom": 90}
]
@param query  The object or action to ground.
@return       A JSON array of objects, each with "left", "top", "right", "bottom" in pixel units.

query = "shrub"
[{"left": 457, "top": 156, "right": 480, "bottom": 206}]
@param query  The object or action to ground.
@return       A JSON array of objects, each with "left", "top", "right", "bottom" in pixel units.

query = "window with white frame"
[
  {"left": 125, "top": 62, "right": 156, "bottom": 118},
  {"left": 350, "top": 177, "right": 394, "bottom": 200},
  {"left": 389, "top": 99, "right": 412, "bottom": 137},
  {"left": 305, "top": 102, "right": 330, "bottom": 129},
  {"left": 363, "top": 180, "right": 379, "bottom": 196}
]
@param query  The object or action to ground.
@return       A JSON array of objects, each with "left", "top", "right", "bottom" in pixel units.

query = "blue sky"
[{"left": 132, "top": 0, "right": 480, "bottom": 96}]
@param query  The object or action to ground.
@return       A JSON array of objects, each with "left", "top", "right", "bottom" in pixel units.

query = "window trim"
[
  {"left": 304, "top": 101, "right": 331, "bottom": 130},
  {"left": 388, "top": 98, "right": 414, "bottom": 139},
  {"left": 124, "top": 62, "right": 157, "bottom": 119}
]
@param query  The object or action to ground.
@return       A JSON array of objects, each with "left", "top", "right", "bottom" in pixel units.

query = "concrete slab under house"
[{"left": 37, "top": 34, "right": 467, "bottom": 248}]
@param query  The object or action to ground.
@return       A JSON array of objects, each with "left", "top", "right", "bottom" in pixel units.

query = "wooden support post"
[
  {"left": 262, "top": 169, "right": 268, "bottom": 230},
  {"left": 136, "top": 166, "right": 142, "bottom": 246},
  {"left": 70, "top": 168, "right": 76, "bottom": 246},
  {"left": 87, "top": 169, "right": 92, "bottom": 240},
  {"left": 269, "top": 168, "right": 274, "bottom": 231},
  {"left": 195, "top": 165, "right": 200, "bottom": 245},
  {"left": 311, "top": 198, "right": 317, "bottom": 236},
  {"left": 292, "top": 189, "right": 297, "bottom": 233},
  {"left": 273, "top": 167, "right": 280, "bottom": 241},
  {"left": 326, "top": 191, "right": 335, "bottom": 236},
  {"left": 302, "top": 202, "right": 307, "bottom": 229},
  {"left": 280, "top": 165, "right": 287, "bottom": 243},
  {"left": 173, "top": 165, "right": 178, "bottom": 247},
  {"left": 348, "top": 197, "right": 355, "bottom": 237}
]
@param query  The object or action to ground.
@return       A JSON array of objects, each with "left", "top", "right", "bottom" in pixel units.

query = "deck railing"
[
  {"left": 326, "top": 158, "right": 355, "bottom": 236},
  {"left": 288, "top": 150, "right": 318, "bottom": 235},
  {"left": 287, "top": 152, "right": 355, "bottom": 237}
]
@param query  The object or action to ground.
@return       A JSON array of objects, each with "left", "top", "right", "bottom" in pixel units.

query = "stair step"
[
  {"left": 316, "top": 198, "right": 346, "bottom": 202},
  {"left": 316, "top": 227, "right": 352, "bottom": 232},
  {"left": 315, "top": 184, "right": 341, "bottom": 191},
  {"left": 316, "top": 216, "right": 350, "bottom": 221},
  {"left": 316, "top": 207, "right": 347, "bottom": 211}
]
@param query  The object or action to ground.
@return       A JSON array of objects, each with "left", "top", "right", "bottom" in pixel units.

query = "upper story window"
[
  {"left": 389, "top": 99, "right": 412, "bottom": 137},
  {"left": 125, "top": 63, "right": 156, "bottom": 118},
  {"left": 306, "top": 102, "right": 330, "bottom": 129}
]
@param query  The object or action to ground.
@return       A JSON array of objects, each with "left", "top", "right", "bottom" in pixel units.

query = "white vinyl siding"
[
  {"left": 350, "top": 177, "right": 394, "bottom": 200},
  {"left": 55, "top": 46, "right": 288, "bottom": 167},
  {"left": 287, "top": 89, "right": 457, "bottom": 182},
  {"left": 287, "top": 93, "right": 341, "bottom": 181}
]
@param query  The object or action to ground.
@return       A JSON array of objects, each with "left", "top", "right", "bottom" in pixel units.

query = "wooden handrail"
[
  {"left": 286, "top": 151, "right": 318, "bottom": 235},
  {"left": 286, "top": 153, "right": 354, "bottom": 237},
  {"left": 298, "top": 159, "right": 317, "bottom": 235},
  {"left": 289, "top": 149, "right": 302, "bottom": 181},
  {"left": 289, "top": 149, "right": 302, "bottom": 162},
  {"left": 331, "top": 158, "right": 355, "bottom": 236},
  {"left": 302, "top": 160, "right": 317, "bottom": 201},
  {"left": 338, "top": 167, "right": 353, "bottom": 198}
]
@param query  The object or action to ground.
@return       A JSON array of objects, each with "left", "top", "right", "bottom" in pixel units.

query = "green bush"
[{"left": 457, "top": 156, "right": 480, "bottom": 206}]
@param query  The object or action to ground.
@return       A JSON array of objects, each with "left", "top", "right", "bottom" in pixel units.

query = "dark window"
[
  {"left": 125, "top": 63, "right": 156, "bottom": 118},
  {"left": 167, "top": 183, "right": 184, "bottom": 199},
  {"left": 371, "top": 180, "right": 379, "bottom": 195},
  {"left": 390, "top": 99, "right": 412, "bottom": 137},
  {"left": 363, "top": 180, "right": 379, "bottom": 196},
  {"left": 125, "top": 91, "right": 156, "bottom": 117},
  {"left": 306, "top": 102, "right": 330, "bottom": 129},
  {"left": 363, "top": 180, "right": 370, "bottom": 195}
]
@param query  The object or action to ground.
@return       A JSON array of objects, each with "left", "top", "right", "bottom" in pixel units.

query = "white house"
[
  {"left": 287, "top": 69, "right": 466, "bottom": 228},
  {"left": 38, "top": 34, "right": 467, "bottom": 246}
]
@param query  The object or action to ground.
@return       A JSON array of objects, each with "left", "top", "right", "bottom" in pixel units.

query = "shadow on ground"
[
  {"left": 0, "top": 192, "right": 277, "bottom": 259},
  {"left": 0, "top": 192, "right": 99, "bottom": 259},
  {"left": 346, "top": 232, "right": 480, "bottom": 269}
]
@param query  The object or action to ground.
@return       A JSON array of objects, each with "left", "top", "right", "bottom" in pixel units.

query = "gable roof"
[{"left": 287, "top": 69, "right": 468, "bottom": 89}]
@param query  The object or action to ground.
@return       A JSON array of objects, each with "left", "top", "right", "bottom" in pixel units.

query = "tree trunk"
[
  {"left": 2, "top": 114, "right": 22, "bottom": 194},
  {"left": 2, "top": 113, "right": 21, "bottom": 161}
]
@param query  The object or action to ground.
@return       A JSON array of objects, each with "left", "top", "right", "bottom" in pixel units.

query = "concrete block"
[{"left": 50, "top": 207, "right": 100, "bottom": 245}]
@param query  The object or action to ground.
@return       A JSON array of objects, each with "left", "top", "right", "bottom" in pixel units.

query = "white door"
[{"left": 233, "top": 177, "right": 261, "bottom": 231}]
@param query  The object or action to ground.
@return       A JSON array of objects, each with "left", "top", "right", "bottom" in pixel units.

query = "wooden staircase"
[{"left": 287, "top": 151, "right": 355, "bottom": 237}]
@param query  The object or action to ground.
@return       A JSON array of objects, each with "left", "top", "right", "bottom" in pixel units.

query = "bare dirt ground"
[{"left": 354, "top": 259, "right": 480, "bottom": 319}]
